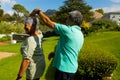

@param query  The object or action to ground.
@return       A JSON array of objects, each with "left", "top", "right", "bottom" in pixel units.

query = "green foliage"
[
  {"left": 0, "top": 21, "right": 25, "bottom": 34},
  {"left": 12, "top": 4, "right": 29, "bottom": 22},
  {"left": 12, "top": 4, "right": 29, "bottom": 14},
  {"left": 77, "top": 41, "right": 118, "bottom": 80},
  {"left": 0, "top": 35, "right": 11, "bottom": 42},
  {"left": 0, "top": 9, "right": 4, "bottom": 22},
  {"left": 82, "top": 19, "right": 120, "bottom": 36},
  {"left": 95, "top": 9, "right": 104, "bottom": 15},
  {"left": 0, "top": 9, "right": 4, "bottom": 17},
  {"left": 92, "top": 19, "right": 120, "bottom": 31},
  {"left": 52, "top": 0, "right": 93, "bottom": 24},
  {"left": 2, "top": 13, "right": 11, "bottom": 21}
]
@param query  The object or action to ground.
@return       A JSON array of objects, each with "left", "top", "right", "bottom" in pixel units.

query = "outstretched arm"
[{"left": 30, "top": 8, "right": 56, "bottom": 29}]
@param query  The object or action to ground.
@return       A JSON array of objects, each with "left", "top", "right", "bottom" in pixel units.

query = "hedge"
[{"left": 76, "top": 41, "right": 118, "bottom": 80}]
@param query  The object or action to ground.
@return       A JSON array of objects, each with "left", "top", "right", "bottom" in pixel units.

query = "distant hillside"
[{"left": 45, "top": 9, "right": 56, "bottom": 16}]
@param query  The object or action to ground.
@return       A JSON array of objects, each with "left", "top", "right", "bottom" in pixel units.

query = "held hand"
[
  {"left": 16, "top": 77, "right": 22, "bottom": 80},
  {"left": 30, "top": 8, "right": 41, "bottom": 17},
  {"left": 16, "top": 74, "right": 22, "bottom": 80},
  {"left": 16, "top": 79, "right": 22, "bottom": 80},
  {"left": 48, "top": 52, "right": 55, "bottom": 60}
]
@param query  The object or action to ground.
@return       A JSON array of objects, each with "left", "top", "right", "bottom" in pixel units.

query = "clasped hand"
[{"left": 30, "top": 8, "right": 41, "bottom": 16}]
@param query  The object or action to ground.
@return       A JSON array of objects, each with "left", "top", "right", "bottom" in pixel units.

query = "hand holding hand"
[
  {"left": 16, "top": 74, "right": 22, "bottom": 80},
  {"left": 30, "top": 8, "right": 41, "bottom": 17},
  {"left": 48, "top": 52, "right": 55, "bottom": 60},
  {"left": 16, "top": 77, "right": 22, "bottom": 80},
  {"left": 16, "top": 78, "right": 22, "bottom": 80}
]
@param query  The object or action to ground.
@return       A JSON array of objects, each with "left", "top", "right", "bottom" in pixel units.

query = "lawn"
[
  {"left": 0, "top": 37, "right": 58, "bottom": 80},
  {"left": 85, "top": 31, "right": 120, "bottom": 80},
  {"left": 0, "top": 31, "right": 120, "bottom": 80}
]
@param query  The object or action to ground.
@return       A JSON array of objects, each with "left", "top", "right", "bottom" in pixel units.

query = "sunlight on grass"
[{"left": 0, "top": 32, "right": 120, "bottom": 80}]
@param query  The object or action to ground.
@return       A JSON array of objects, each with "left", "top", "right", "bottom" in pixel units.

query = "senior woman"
[{"left": 16, "top": 17, "right": 46, "bottom": 80}]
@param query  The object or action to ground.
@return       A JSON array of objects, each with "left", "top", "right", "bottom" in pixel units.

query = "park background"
[{"left": 0, "top": 0, "right": 120, "bottom": 80}]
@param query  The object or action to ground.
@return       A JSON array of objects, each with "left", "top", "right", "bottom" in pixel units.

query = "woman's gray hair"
[
  {"left": 25, "top": 17, "right": 40, "bottom": 30},
  {"left": 68, "top": 10, "right": 83, "bottom": 25}
]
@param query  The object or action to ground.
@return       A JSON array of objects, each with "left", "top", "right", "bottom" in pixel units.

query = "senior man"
[{"left": 30, "top": 8, "right": 84, "bottom": 80}]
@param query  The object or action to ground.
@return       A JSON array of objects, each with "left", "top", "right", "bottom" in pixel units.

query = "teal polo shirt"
[{"left": 53, "top": 23, "right": 84, "bottom": 73}]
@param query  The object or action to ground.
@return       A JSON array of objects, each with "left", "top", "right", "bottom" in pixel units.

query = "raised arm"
[{"left": 30, "top": 8, "right": 56, "bottom": 29}]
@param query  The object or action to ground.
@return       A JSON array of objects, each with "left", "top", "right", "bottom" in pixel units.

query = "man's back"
[{"left": 53, "top": 24, "right": 84, "bottom": 73}]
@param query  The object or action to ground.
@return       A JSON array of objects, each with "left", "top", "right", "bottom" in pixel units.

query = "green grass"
[
  {"left": 85, "top": 31, "right": 120, "bottom": 80},
  {"left": 0, "top": 43, "right": 21, "bottom": 53},
  {"left": 0, "top": 31, "right": 120, "bottom": 80},
  {"left": 0, "top": 36, "right": 58, "bottom": 80}
]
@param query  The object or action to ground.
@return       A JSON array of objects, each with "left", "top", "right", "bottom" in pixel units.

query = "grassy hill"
[
  {"left": 0, "top": 31, "right": 120, "bottom": 80},
  {"left": 85, "top": 31, "right": 120, "bottom": 80}
]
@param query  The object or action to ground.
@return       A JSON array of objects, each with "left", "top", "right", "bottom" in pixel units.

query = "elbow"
[{"left": 23, "top": 59, "right": 31, "bottom": 63}]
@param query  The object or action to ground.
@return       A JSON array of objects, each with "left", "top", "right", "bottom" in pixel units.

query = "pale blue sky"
[{"left": 1, "top": 0, "right": 120, "bottom": 15}]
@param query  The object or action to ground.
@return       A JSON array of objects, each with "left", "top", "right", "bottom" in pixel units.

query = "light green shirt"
[
  {"left": 53, "top": 24, "right": 84, "bottom": 73},
  {"left": 21, "top": 33, "right": 45, "bottom": 79}
]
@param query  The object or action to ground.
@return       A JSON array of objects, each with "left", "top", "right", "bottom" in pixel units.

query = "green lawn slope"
[
  {"left": 0, "top": 31, "right": 120, "bottom": 80},
  {"left": 85, "top": 31, "right": 120, "bottom": 80}
]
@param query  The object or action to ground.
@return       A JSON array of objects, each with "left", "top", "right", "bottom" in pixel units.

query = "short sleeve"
[
  {"left": 55, "top": 23, "right": 70, "bottom": 35},
  {"left": 21, "top": 37, "right": 36, "bottom": 61}
]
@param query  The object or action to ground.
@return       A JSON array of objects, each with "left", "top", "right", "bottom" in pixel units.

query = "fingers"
[
  {"left": 29, "top": 11, "right": 36, "bottom": 17},
  {"left": 29, "top": 8, "right": 41, "bottom": 17},
  {"left": 34, "top": 8, "right": 41, "bottom": 12},
  {"left": 48, "top": 52, "right": 55, "bottom": 60}
]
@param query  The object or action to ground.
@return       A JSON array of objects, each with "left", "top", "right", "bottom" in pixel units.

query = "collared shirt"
[
  {"left": 20, "top": 33, "right": 45, "bottom": 79},
  {"left": 53, "top": 23, "right": 84, "bottom": 73}
]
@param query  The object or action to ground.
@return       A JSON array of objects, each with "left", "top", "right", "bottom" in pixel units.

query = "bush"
[
  {"left": 0, "top": 35, "right": 11, "bottom": 42},
  {"left": 0, "top": 21, "right": 24, "bottom": 34},
  {"left": 76, "top": 41, "right": 118, "bottom": 80},
  {"left": 91, "top": 19, "right": 120, "bottom": 32}
]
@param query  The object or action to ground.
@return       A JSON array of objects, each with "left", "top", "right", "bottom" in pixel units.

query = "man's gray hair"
[
  {"left": 25, "top": 17, "right": 40, "bottom": 30},
  {"left": 69, "top": 10, "right": 83, "bottom": 25}
]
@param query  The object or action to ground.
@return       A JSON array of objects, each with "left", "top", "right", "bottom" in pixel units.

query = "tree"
[
  {"left": 52, "top": 0, "right": 94, "bottom": 24},
  {"left": 12, "top": 4, "right": 29, "bottom": 22},
  {"left": 95, "top": 9, "right": 104, "bottom": 15},
  {"left": 0, "top": 9, "right": 4, "bottom": 17},
  {"left": 0, "top": 9, "right": 4, "bottom": 22},
  {"left": 2, "top": 13, "right": 12, "bottom": 21}
]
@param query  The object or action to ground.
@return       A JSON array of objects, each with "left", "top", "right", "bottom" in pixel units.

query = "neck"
[{"left": 30, "top": 31, "right": 39, "bottom": 36}]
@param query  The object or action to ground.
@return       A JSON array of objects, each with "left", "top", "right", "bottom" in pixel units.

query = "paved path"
[{"left": 0, "top": 52, "right": 15, "bottom": 60}]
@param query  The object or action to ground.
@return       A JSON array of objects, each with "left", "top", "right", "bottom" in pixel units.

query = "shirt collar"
[{"left": 72, "top": 25, "right": 81, "bottom": 30}]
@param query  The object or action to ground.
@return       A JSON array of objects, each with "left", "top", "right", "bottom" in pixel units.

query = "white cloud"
[
  {"left": 6, "top": 10, "right": 14, "bottom": 15},
  {"left": 93, "top": 5, "right": 120, "bottom": 13},
  {"left": 103, "top": 5, "right": 120, "bottom": 13},
  {"left": 0, "top": 0, "right": 16, "bottom": 15},
  {"left": 110, "top": 0, "right": 120, "bottom": 3},
  {"left": 0, "top": 0, "right": 16, "bottom": 5}
]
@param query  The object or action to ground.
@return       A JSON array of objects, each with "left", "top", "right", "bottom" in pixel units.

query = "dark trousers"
[
  {"left": 26, "top": 78, "right": 39, "bottom": 80},
  {"left": 55, "top": 69, "right": 75, "bottom": 80}
]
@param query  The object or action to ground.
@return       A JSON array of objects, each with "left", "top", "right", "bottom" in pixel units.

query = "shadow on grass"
[{"left": 45, "top": 59, "right": 55, "bottom": 80}]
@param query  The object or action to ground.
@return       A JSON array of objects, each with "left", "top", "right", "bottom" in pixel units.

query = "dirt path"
[
  {"left": 0, "top": 52, "right": 15, "bottom": 60},
  {"left": 0, "top": 42, "right": 15, "bottom": 60},
  {"left": 0, "top": 42, "right": 10, "bottom": 45}
]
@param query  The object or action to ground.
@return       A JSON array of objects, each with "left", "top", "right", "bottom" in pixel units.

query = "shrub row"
[
  {"left": 82, "top": 19, "right": 120, "bottom": 36},
  {"left": 76, "top": 41, "right": 118, "bottom": 80},
  {"left": 0, "top": 21, "right": 24, "bottom": 34},
  {"left": 0, "top": 35, "right": 11, "bottom": 42}
]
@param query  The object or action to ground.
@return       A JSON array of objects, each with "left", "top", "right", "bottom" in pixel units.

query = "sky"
[{"left": 1, "top": 0, "right": 120, "bottom": 15}]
